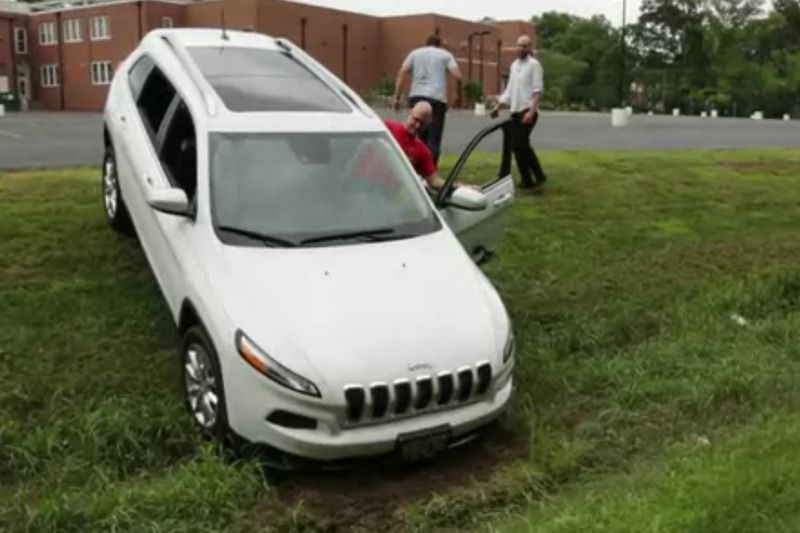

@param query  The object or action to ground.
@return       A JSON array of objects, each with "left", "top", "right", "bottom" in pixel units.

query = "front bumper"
[{"left": 224, "top": 356, "right": 514, "bottom": 462}]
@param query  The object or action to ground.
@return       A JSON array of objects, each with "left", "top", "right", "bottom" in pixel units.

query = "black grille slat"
[
  {"left": 344, "top": 387, "right": 365, "bottom": 421},
  {"left": 371, "top": 384, "right": 389, "bottom": 418},
  {"left": 437, "top": 373, "right": 454, "bottom": 405},
  {"left": 457, "top": 369, "right": 474, "bottom": 402},
  {"left": 394, "top": 381, "right": 412, "bottom": 414},
  {"left": 476, "top": 364, "right": 492, "bottom": 395},
  {"left": 415, "top": 377, "right": 433, "bottom": 409}
]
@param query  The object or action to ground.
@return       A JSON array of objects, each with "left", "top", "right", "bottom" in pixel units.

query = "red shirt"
[{"left": 384, "top": 120, "right": 437, "bottom": 178}]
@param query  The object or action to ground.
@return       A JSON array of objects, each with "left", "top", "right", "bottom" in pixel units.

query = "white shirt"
[
  {"left": 402, "top": 46, "right": 459, "bottom": 104},
  {"left": 499, "top": 55, "right": 544, "bottom": 113}
]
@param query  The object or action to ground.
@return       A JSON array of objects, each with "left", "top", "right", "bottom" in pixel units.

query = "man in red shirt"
[{"left": 384, "top": 101, "right": 447, "bottom": 191}]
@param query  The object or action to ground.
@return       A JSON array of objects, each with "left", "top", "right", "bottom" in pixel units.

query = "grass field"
[{"left": 2, "top": 149, "right": 800, "bottom": 532}]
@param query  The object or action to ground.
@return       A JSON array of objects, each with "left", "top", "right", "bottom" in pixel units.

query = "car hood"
[{"left": 210, "top": 230, "right": 501, "bottom": 394}]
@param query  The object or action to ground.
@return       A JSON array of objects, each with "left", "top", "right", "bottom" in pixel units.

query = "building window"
[
  {"left": 162, "top": 16, "right": 174, "bottom": 28},
  {"left": 39, "top": 22, "right": 57, "bottom": 46},
  {"left": 90, "top": 16, "right": 110, "bottom": 41},
  {"left": 91, "top": 61, "right": 113, "bottom": 85},
  {"left": 63, "top": 19, "right": 83, "bottom": 43},
  {"left": 14, "top": 28, "right": 28, "bottom": 54},
  {"left": 41, "top": 64, "right": 60, "bottom": 88}
]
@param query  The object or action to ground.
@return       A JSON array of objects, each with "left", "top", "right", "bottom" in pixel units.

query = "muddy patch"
[{"left": 255, "top": 426, "right": 527, "bottom": 532}]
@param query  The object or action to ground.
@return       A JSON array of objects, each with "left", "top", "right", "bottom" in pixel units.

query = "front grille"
[{"left": 343, "top": 361, "right": 493, "bottom": 426}]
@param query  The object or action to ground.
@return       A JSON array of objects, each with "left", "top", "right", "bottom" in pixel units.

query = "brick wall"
[{"left": 4, "top": 0, "right": 535, "bottom": 111}]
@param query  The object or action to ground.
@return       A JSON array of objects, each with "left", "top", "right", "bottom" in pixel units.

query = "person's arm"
[
  {"left": 393, "top": 53, "right": 413, "bottom": 111},
  {"left": 447, "top": 52, "right": 462, "bottom": 82},
  {"left": 522, "top": 61, "right": 544, "bottom": 124},
  {"left": 490, "top": 64, "right": 513, "bottom": 117},
  {"left": 423, "top": 173, "right": 446, "bottom": 191}
]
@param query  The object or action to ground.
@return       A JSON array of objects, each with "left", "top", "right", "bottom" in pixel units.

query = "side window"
[
  {"left": 128, "top": 55, "right": 153, "bottom": 100},
  {"left": 160, "top": 101, "right": 197, "bottom": 200},
  {"left": 137, "top": 65, "right": 176, "bottom": 137}
]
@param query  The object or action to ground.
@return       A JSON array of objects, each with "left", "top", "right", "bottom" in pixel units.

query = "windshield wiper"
[
  {"left": 299, "top": 227, "right": 409, "bottom": 246},
  {"left": 217, "top": 225, "right": 298, "bottom": 248}
]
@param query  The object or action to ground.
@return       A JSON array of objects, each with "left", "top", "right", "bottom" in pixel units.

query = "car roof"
[{"left": 137, "top": 29, "right": 384, "bottom": 134}]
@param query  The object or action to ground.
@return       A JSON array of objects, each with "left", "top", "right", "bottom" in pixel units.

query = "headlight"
[
  {"left": 503, "top": 329, "right": 515, "bottom": 364},
  {"left": 236, "top": 330, "right": 321, "bottom": 398}
]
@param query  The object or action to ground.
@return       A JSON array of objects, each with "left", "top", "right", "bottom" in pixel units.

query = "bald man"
[
  {"left": 490, "top": 35, "right": 548, "bottom": 192},
  {"left": 384, "top": 101, "right": 447, "bottom": 191}
]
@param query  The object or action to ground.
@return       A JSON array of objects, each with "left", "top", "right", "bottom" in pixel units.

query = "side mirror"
[
  {"left": 444, "top": 186, "right": 488, "bottom": 211},
  {"left": 148, "top": 188, "right": 190, "bottom": 217}
]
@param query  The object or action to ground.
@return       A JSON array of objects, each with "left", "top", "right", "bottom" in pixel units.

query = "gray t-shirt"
[{"left": 402, "top": 46, "right": 458, "bottom": 104}]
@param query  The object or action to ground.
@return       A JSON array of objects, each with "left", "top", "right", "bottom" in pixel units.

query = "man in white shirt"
[
  {"left": 393, "top": 35, "right": 462, "bottom": 165},
  {"left": 490, "top": 35, "right": 547, "bottom": 192}
]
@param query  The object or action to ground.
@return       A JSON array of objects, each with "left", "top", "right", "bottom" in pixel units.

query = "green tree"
[{"left": 531, "top": 12, "right": 623, "bottom": 109}]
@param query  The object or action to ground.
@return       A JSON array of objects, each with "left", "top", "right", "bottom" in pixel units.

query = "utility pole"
[{"left": 619, "top": 0, "right": 627, "bottom": 106}]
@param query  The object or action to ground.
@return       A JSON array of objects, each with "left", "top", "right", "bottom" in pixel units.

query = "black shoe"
[
  {"left": 531, "top": 181, "right": 546, "bottom": 194},
  {"left": 518, "top": 182, "right": 535, "bottom": 190}
]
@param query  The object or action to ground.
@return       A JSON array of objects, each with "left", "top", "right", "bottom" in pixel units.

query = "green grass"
[
  {"left": 502, "top": 414, "right": 800, "bottom": 533},
  {"left": 3, "top": 150, "right": 800, "bottom": 532}
]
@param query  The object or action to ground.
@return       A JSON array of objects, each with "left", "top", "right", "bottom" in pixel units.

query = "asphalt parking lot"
[{"left": 1, "top": 110, "right": 798, "bottom": 170}]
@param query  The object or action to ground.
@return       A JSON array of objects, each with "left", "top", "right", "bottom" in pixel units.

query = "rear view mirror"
[
  {"left": 444, "top": 186, "right": 488, "bottom": 211},
  {"left": 148, "top": 188, "right": 190, "bottom": 217}
]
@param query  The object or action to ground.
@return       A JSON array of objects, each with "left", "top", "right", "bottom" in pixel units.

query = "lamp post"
[
  {"left": 477, "top": 30, "right": 491, "bottom": 91},
  {"left": 467, "top": 32, "right": 475, "bottom": 82}
]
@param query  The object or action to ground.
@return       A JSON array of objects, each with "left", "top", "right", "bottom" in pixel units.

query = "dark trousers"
[
  {"left": 499, "top": 110, "right": 546, "bottom": 187},
  {"left": 409, "top": 95, "right": 447, "bottom": 165}
]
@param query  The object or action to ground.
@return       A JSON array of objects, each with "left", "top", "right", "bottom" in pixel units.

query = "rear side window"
[
  {"left": 160, "top": 101, "right": 197, "bottom": 200},
  {"left": 128, "top": 55, "right": 153, "bottom": 100},
  {"left": 137, "top": 65, "right": 176, "bottom": 135}
]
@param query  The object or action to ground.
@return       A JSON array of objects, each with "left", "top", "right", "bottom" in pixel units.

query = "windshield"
[{"left": 210, "top": 132, "right": 441, "bottom": 246}]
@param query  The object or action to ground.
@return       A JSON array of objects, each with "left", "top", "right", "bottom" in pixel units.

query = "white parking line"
[{"left": 0, "top": 128, "right": 23, "bottom": 140}]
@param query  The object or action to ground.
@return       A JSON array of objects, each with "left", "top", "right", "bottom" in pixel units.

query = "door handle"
[{"left": 493, "top": 193, "right": 513, "bottom": 207}]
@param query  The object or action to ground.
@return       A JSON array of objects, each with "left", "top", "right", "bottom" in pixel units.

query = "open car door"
[{"left": 437, "top": 120, "right": 515, "bottom": 263}]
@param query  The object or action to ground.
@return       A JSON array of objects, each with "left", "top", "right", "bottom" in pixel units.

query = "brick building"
[{"left": 0, "top": 0, "right": 536, "bottom": 111}]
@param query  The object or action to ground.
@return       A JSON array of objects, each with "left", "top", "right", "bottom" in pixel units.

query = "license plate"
[{"left": 396, "top": 425, "right": 451, "bottom": 462}]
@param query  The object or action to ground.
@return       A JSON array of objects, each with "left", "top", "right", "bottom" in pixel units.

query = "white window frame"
[
  {"left": 90, "top": 16, "right": 110, "bottom": 41},
  {"left": 63, "top": 19, "right": 84, "bottom": 43},
  {"left": 41, "top": 64, "right": 60, "bottom": 88},
  {"left": 91, "top": 61, "right": 113, "bottom": 86},
  {"left": 38, "top": 22, "right": 57, "bottom": 46},
  {"left": 14, "top": 28, "right": 28, "bottom": 54},
  {"left": 161, "top": 16, "right": 174, "bottom": 28}
]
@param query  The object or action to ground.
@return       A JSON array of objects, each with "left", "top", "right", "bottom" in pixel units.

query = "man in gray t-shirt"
[{"left": 393, "top": 35, "right": 462, "bottom": 165}]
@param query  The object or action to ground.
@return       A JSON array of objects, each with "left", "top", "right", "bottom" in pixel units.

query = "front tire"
[
  {"left": 102, "top": 147, "right": 133, "bottom": 235},
  {"left": 182, "top": 325, "right": 230, "bottom": 440}
]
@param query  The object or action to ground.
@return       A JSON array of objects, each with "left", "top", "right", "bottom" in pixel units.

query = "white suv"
[{"left": 101, "top": 29, "right": 515, "bottom": 465}]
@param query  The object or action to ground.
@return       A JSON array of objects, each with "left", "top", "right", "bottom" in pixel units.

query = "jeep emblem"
[{"left": 408, "top": 362, "right": 433, "bottom": 372}]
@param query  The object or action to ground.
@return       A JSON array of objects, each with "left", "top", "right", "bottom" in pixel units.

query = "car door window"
[
  {"left": 159, "top": 100, "right": 197, "bottom": 201},
  {"left": 128, "top": 54, "right": 154, "bottom": 101},
  {"left": 438, "top": 121, "right": 510, "bottom": 203},
  {"left": 437, "top": 120, "right": 515, "bottom": 263},
  {"left": 136, "top": 62, "right": 177, "bottom": 140}
]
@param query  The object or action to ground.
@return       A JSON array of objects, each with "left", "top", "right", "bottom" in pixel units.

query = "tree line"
[{"left": 534, "top": 0, "right": 800, "bottom": 117}]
